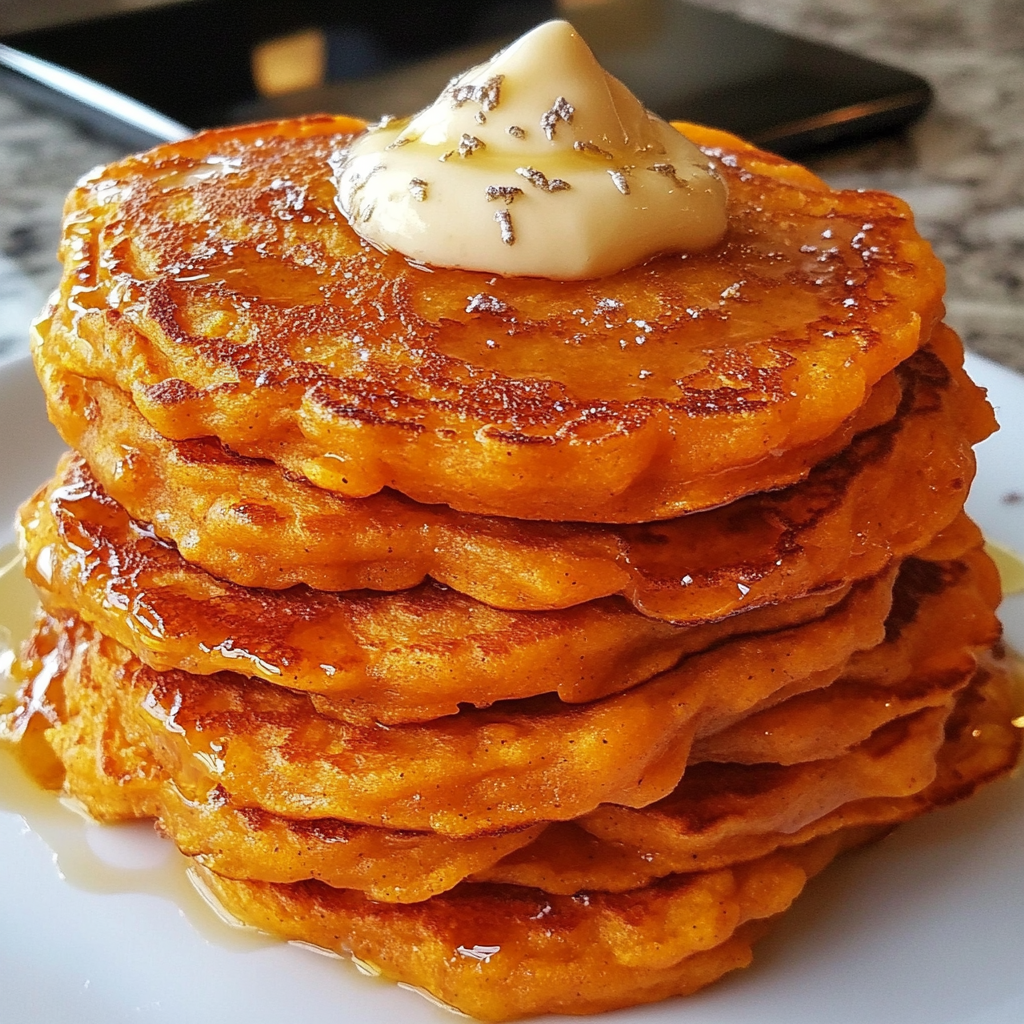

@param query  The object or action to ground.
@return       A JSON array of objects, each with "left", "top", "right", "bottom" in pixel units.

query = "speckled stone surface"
[
  {"left": 701, "top": 0, "right": 1024, "bottom": 372},
  {"left": 1, "top": 0, "right": 1022, "bottom": 372},
  {"left": 0, "top": 94, "right": 119, "bottom": 363}
]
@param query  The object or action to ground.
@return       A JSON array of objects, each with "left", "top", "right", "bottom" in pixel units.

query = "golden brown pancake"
[
  {"left": 37, "top": 657, "right": 949, "bottom": 900},
  {"left": 482, "top": 706, "right": 946, "bottom": 893},
  {"left": 199, "top": 835, "right": 857, "bottom": 1021},
  {"left": 197, "top": 653, "right": 1021, "bottom": 1024},
  {"left": 8, "top": 538, "right": 995, "bottom": 838},
  {"left": 12, "top": 587, "right": 883, "bottom": 837},
  {"left": 10, "top": 627, "right": 1016, "bottom": 910},
  {"left": 157, "top": 663, "right": 1024, "bottom": 1020},
  {"left": 43, "top": 117, "right": 945, "bottom": 521},
  {"left": 692, "top": 550, "right": 1001, "bottom": 763},
  {"left": 22, "top": 454, "right": 869, "bottom": 724},
  {"left": 566, "top": 659, "right": 1022, "bottom": 886},
  {"left": 35, "top": 331, "right": 991, "bottom": 625}
]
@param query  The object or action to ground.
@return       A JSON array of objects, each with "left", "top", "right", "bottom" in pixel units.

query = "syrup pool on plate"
[
  {"left": 0, "top": 542, "right": 273, "bottom": 950},
  {"left": 0, "top": 541, "right": 496, "bottom": 1012}
]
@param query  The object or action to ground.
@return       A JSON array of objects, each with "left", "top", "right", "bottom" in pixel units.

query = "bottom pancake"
[
  {"left": 195, "top": 659, "right": 1020, "bottom": 1022},
  {"left": 199, "top": 829, "right": 867, "bottom": 1022}
]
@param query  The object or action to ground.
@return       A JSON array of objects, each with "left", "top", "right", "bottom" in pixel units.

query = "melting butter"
[{"left": 333, "top": 19, "right": 727, "bottom": 279}]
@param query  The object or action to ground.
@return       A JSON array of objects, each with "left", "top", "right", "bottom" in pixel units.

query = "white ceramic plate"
[{"left": 1, "top": 352, "right": 1022, "bottom": 1024}]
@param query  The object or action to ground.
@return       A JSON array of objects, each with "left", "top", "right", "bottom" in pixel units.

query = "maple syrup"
[{"left": 0, "top": 542, "right": 272, "bottom": 950}]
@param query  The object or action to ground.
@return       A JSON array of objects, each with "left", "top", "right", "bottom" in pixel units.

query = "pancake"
[
  {"left": 14, "top": 575, "right": 887, "bottom": 836},
  {"left": 43, "top": 117, "right": 945, "bottom": 522},
  {"left": 482, "top": 706, "right": 947, "bottom": 893},
  {"left": 148, "top": 663, "right": 1024, "bottom": 1021},
  {"left": 22, "top": 454, "right": 865, "bottom": 723},
  {"left": 37, "top": 657, "right": 948, "bottom": 899},
  {"left": 692, "top": 548, "right": 1001, "bottom": 763},
  {"left": 35, "top": 330, "right": 991, "bottom": 625},
  {"left": 198, "top": 833, "right": 859, "bottom": 1021},
  {"left": 483, "top": 658, "right": 1023, "bottom": 891},
  {"left": 8, "top": 538, "right": 992, "bottom": 838},
  {"left": 197, "top": 654, "right": 1021, "bottom": 1024},
  {"left": 21, "top": 657, "right": 543, "bottom": 902},
  {"left": 569, "top": 659, "right": 1024, "bottom": 884},
  {"left": 9, "top": 615, "right": 1016, "bottom": 908}
]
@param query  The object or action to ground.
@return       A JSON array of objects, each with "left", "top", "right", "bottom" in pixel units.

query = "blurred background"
[{"left": 0, "top": 0, "right": 1021, "bottom": 372}]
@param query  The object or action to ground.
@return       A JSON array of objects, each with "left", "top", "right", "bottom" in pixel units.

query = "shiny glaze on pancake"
[
  {"left": 24, "top": 455, "right": 863, "bottom": 723},
  {"left": 35, "top": 330, "right": 993, "bottom": 622},
  {"left": 502, "top": 661, "right": 1021, "bottom": 891},
  {"left": 47, "top": 118, "right": 946, "bottom": 521},
  {"left": 20, "top": 620, "right": 945, "bottom": 903},
  {"left": 199, "top": 656, "right": 1021, "bottom": 1024},
  {"left": 12, "top": 617, "right": 1017, "bottom": 907},
  {"left": 7, "top": 540, "right": 994, "bottom": 837},
  {"left": 198, "top": 842, "right": 845, "bottom": 1021},
  {"left": 72, "top": 668, "right": 1020, "bottom": 1022}
]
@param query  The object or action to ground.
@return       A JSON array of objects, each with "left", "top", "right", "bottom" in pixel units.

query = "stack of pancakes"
[{"left": 4, "top": 117, "right": 1021, "bottom": 1020}]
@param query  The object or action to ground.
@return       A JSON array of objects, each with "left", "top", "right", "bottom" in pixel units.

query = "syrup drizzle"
[
  {"left": 2, "top": 534, "right": 1022, "bottom": 1007},
  {"left": 0, "top": 543, "right": 271, "bottom": 951},
  {"left": 0, "top": 544, "right": 438, "bottom": 1002}
]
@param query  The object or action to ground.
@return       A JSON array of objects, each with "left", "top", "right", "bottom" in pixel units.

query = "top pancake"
[{"left": 45, "top": 117, "right": 944, "bottom": 522}]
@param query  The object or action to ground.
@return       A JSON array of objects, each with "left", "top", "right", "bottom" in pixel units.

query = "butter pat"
[{"left": 333, "top": 20, "right": 728, "bottom": 279}]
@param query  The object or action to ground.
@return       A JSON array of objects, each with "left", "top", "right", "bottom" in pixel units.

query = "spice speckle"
[
  {"left": 540, "top": 96, "right": 574, "bottom": 140},
  {"left": 449, "top": 74, "right": 504, "bottom": 112},
  {"left": 458, "top": 134, "right": 485, "bottom": 158},
  {"left": 486, "top": 185, "right": 524, "bottom": 205},
  {"left": 608, "top": 169, "right": 630, "bottom": 195},
  {"left": 574, "top": 141, "right": 613, "bottom": 160},
  {"left": 516, "top": 167, "right": 571, "bottom": 192},
  {"left": 494, "top": 208, "right": 515, "bottom": 245},
  {"left": 408, "top": 178, "right": 428, "bottom": 202}
]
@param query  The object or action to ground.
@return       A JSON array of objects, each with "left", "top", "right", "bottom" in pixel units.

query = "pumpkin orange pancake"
[
  {"left": 566, "top": 658, "right": 1022, "bottom": 884},
  {"left": 481, "top": 660, "right": 1022, "bottom": 891},
  {"left": 23, "top": 455, "right": 862, "bottom": 723},
  {"left": 8, "top": 532, "right": 997, "bottom": 839},
  {"left": 8, "top": 596, "right": 881, "bottom": 837},
  {"left": 35, "top": 329, "right": 991, "bottom": 622},
  {"left": 36, "top": 664, "right": 949, "bottom": 899},
  {"left": 41, "top": 116, "right": 944, "bottom": 521},
  {"left": 194, "top": 663, "right": 1020, "bottom": 1023}
]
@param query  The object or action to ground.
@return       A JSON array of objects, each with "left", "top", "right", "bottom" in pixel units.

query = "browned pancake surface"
[
  {"left": 151, "top": 660, "right": 1024, "bottom": 1021},
  {"left": 22, "top": 454, "right": 868, "bottom": 723},
  {"left": 35, "top": 330, "right": 990, "bottom": 624},
  {"left": 43, "top": 119, "right": 946, "bottom": 521},
  {"left": 6, "top": 539, "right": 995, "bottom": 837}
]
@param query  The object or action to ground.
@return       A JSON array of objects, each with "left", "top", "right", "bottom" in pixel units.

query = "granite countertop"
[{"left": 1, "top": 0, "right": 1022, "bottom": 371}]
